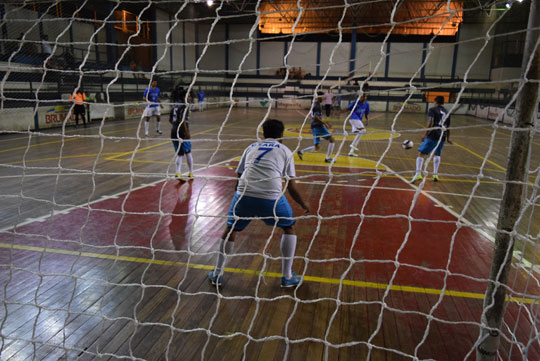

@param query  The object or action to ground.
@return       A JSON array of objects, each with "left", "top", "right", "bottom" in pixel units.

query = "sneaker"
[
  {"left": 348, "top": 152, "right": 359, "bottom": 157},
  {"left": 433, "top": 174, "right": 439, "bottom": 182},
  {"left": 156, "top": 129, "right": 162, "bottom": 134},
  {"left": 297, "top": 150, "right": 303, "bottom": 160},
  {"left": 188, "top": 173, "right": 194, "bottom": 179},
  {"left": 324, "top": 158, "right": 332, "bottom": 163},
  {"left": 208, "top": 270, "right": 223, "bottom": 286},
  {"left": 144, "top": 133, "right": 149, "bottom": 137},
  {"left": 281, "top": 272, "right": 302, "bottom": 288},
  {"left": 410, "top": 174, "right": 423, "bottom": 184},
  {"left": 175, "top": 173, "right": 185, "bottom": 181}
]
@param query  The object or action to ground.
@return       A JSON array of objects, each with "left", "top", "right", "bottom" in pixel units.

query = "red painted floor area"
[{"left": 2, "top": 161, "right": 539, "bottom": 360}]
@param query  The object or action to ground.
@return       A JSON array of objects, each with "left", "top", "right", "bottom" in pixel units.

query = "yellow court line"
[
  {"left": 452, "top": 141, "right": 506, "bottom": 172},
  {"left": 2, "top": 153, "right": 124, "bottom": 166},
  {"left": 105, "top": 121, "right": 245, "bottom": 162},
  {"left": 0, "top": 126, "right": 141, "bottom": 154},
  {"left": 0, "top": 242, "right": 536, "bottom": 305}
]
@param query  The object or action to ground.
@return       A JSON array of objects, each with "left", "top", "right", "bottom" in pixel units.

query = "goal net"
[{"left": 0, "top": 0, "right": 539, "bottom": 360}]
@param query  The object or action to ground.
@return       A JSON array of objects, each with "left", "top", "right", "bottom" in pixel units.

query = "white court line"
[
  {"left": 297, "top": 180, "right": 504, "bottom": 202},
  {"left": 0, "top": 156, "right": 239, "bottom": 233}
]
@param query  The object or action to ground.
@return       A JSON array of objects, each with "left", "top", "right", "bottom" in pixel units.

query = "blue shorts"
[
  {"left": 227, "top": 193, "right": 295, "bottom": 231},
  {"left": 312, "top": 126, "right": 332, "bottom": 145},
  {"left": 418, "top": 138, "right": 445, "bottom": 156},
  {"left": 172, "top": 140, "right": 191, "bottom": 155}
]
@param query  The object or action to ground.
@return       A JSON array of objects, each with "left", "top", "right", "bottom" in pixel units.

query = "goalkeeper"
[{"left": 208, "top": 119, "right": 310, "bottom": 288}]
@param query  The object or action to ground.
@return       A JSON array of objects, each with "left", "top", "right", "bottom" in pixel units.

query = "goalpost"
[{"left": 0, "top": 1, "right": 539, "bottom": 360}]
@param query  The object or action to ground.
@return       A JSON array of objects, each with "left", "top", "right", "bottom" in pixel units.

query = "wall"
[{"left": 1, "top": 6, "right": 497, "bottom": 80}]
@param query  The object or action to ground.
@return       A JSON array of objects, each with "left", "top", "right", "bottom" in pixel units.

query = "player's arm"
[
  {"left": 446, "top": 129, "right": 452, "bottom": 144},
  {"left": 181, "top": 120, "right": 190, "bottom": 139},
  {"left": 364, "top": 103, "right": 370, "bottom": 124},
  {"left": 286, "top": 179, "right": 309, "bottom": 213},
  {"left": 423, "top": 117, "right": 434, "bottom": 140}
]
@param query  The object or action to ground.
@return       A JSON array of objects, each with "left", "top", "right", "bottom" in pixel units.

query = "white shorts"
[
  {"left": 349, "top": 118, "right": 365, "bottom": 133},
  {"left": 143, "top": 106, "right": 160, "bottom": 118}
]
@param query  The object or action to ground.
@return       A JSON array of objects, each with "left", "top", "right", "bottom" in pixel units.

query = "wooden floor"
[{"left": 1, "top": 107, "right": 539, "bottom": 360}]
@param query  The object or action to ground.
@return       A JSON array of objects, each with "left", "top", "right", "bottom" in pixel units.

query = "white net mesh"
[{"left": 1, "top": 0, "right": 539, "bottom": 360}]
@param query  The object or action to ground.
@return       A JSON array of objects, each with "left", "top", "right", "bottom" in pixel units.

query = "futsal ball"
[{"left": 402, "top": 140, "right": 414, "bottom": 149}]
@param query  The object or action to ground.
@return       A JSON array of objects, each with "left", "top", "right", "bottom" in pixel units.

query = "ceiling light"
[{"left": 207, "top": 0, "right": 214, "bottom": 6}]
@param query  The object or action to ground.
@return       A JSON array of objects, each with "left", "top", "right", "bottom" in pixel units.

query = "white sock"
[
  {"left": 433, "top": 156, "right": 441, "bottom": 175},
  {"left": 415, "top": 156, "right": 424, "bottom": 177},
  {"left": 301, "top": 145, "right": 316, "bottom": 153},
  {"left": 352, "top": 130, "right": 364, "bottom": 148},
  {"left": 186, "top": 153, "right": 194, "bottom": 173},
  {"left": 280, "top": 234, "right": 297, "bottom": 279},
  {"left": 156, "top": 121, "right": 161, "bottom": 131},
  {"left": 176, "top": 155, "right": 183, "bottom": 174},
  {"left": 215, "top": 239, "right": 234, "bottom": 275},
  {"left": 326, "top": 142, "right": 335, "bottom": 159},
  {"left": 144, "top": 121, "right": 149, "bottom": 135}
]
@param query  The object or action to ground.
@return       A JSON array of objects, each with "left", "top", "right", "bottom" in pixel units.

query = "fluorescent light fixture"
[
  {"left": 505, "top": 1, "right": 511, "bottom": 8},
  {"left": 207, "top": 0, "right": 214, "bottom": 5}
]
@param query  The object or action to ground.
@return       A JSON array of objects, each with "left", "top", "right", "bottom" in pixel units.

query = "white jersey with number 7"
[{"left": 236, "top": 139, "right": 296, "bottom": 200}]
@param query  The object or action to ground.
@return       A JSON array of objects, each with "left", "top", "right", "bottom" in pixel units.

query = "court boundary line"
[{"left": 0, "top": 242, "right": 536, "bottom": 305}]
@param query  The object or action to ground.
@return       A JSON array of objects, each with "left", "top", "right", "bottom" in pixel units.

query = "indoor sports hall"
[{"left": 0, "top": 1, "right": 539, "bottom": 360}]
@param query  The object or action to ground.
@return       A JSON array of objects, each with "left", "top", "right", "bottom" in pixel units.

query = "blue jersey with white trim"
[
  {"left": 144, "top": 87, "right": 160, "bottom": 107},
  {"left": 347, "top": 101, "right": 370, "bottom": 120}
]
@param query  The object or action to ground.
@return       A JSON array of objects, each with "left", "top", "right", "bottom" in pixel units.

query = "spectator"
[
  {"left": 70, "top": 88, "right": 87, "bottom": 127},
  {"left": 324, "top": 88, "right": 333, "bottom": 117}
]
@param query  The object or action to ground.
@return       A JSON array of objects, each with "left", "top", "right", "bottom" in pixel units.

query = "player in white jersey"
[{"left": 208, "top": 119, "right": 310, "bottom": 288}]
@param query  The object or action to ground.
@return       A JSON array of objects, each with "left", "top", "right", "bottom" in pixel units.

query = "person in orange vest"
[{"left": 70, "top": 89, "right": 87, "bottom": 127}]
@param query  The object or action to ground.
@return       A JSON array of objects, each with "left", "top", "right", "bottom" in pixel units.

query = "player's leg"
[
  {"left": 432, "top": 141, "right": 445, "bottom": 181},
  {"left": 260, "top": 196, "right": 301, "bottom": 287},
  {"left": 209, "top": 226, "right": 237, "bottom": 285},
  {"left": 325, "top": 135, "right": 335, "bottom": 163},
  {"left": 297, "top": 128, "right": 318, "bottom": 159},
  {"left": 349, "top": 119, "right": 365, "bottom": 156},
  {"left": 184, "top": 142, "right": 194, "bottom": 178},
  {"left": 155, "top": 111, "right": 162, "bottom": 134},
  {"left": 144, "top": 118, "right": 150, "bottom": 136},
  {"left": 74, "top": 112, "right": 79, "bottom": 127},
  {"left": 173, "top": 140, "right": 184, "bottom": 179},
  {"left": 209, "top": 193, "right": 250, "bottom": 285}
]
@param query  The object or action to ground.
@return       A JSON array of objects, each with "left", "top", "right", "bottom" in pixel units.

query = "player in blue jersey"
[
  {"left": 297, "top": 94, "right": 336, "bottom": 163},
  {"left": 347, "top": 94, "right": 370, "bottom": 157},
  {"left": 411, "top": 96, "right": 452, "bottom": 183},
  {"left": 208, "top": 119, "right": 310, "bottom": 288},
  {"left": 197, "top": 88, "right": 205, "bottom": 111},
  {"left": 143, "top": 80, "right": 163, "bottom": 136}
]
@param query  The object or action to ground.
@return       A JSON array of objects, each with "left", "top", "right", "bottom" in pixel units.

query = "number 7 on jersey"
[{"left": 254, "top": 147, "right": 274, "bottom": 164}]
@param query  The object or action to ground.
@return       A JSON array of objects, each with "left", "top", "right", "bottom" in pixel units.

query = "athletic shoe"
[
  {"left": 433, "top": 174, "right": 439, "bottom": 182},
  {"left": 348, "top": 152, "right": 359, "bottom": 157},
  {"left": 175, "top": 173, "right": 185, "bottom": 181},
  {"left": 297, "top": 150, "right": 303, "bottom": 160},
  {"left": 188, "top": 173, "right": 194, "bottom": 179},
  {"left": 144, "top": 133, "right": 149, "bottom": 137},
  {"left": 410, "top": 174, "right": 423, "bottom": 184},
  {"left": 208, "top": 270, "right": 223, "bottom": 286},
  {"left": 156, "top": 129, "right": 162, "bottom": 134},
  {"left": 324, "top": 158, "right": 332, "bottom": 163},
  {"left": 281, "top": 272, "right": 301, "bottom": 288}
]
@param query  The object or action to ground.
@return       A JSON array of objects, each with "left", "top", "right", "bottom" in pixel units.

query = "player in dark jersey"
[
  {"left": 297, "top": 94, "right": 335, "bottom": 163},
  {"left": 411, "top": 96, "right": 452, "bottom": 183},
  {"left": 169, "top": 85, "right": 194, "bottom": 180}
]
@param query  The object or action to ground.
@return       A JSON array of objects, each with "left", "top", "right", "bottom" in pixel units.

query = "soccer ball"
[{"left": 402, "top": 140, "right": 414, "bottom": 149}]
